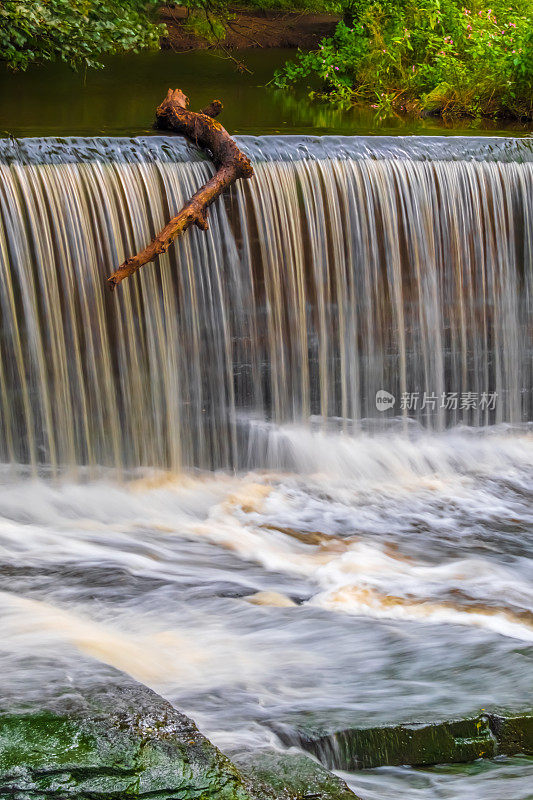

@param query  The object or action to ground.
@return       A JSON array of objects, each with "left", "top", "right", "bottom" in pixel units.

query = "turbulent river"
[{"left": 0, "top": 134, "right": 532, "bottom": 798}]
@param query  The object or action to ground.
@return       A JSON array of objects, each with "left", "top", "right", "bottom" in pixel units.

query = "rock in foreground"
[
  {"left": 0, "top": 669, "right": 359, "bottom": 799},
  {"left": 232, "top": 747, "right": 357, "bottom": 800},
  {"left": 0, "top": 681, "right": 251, "bottom": 800}
]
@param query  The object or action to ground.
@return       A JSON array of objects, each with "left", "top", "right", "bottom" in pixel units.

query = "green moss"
[
  {"left": 421, "top": 82, "right": 455, "bottom": 114},
  {"left": 0, "top": 685, "right": 255, "bottom": 799},
  {"left": 232, "top": 748, "right": 360, "bottom": 799},
  {"left": 0, "top": 713, "right": 98, "bottom": 770},
  {"left": 489, "top": 713, "right": 533, "bottom": 757},
  {"left": 0, "top": 705, "right": 359, "bottom": 799}
]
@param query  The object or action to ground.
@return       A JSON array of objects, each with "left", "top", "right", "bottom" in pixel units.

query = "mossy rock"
[
  {"left": 0, "top": 682, "right": 253, "bottom": 800},
  {"left": 421, "top": 82, "right": 454, "bottom": 115},
  {"left": 280, "top": 715, "right": 497, "bottom": 770},
  {"left": 489, "top": 713, "right": 533, "bottom": 756},
  {"left": 0, "top": 669, "right": 360, "bottom": 800},
  {"left": 232, "top": 748, "right": 359, "bottom": 799},
  {"left": 278, "top": 711, "right": 533, "bottom": 771}
]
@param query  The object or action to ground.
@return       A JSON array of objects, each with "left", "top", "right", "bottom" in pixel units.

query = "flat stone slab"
[
  {"left": 490, "top": 713, "right": 533, "bottom": 757},
  {"left": 275, "top": 712, "right": 533, "bottom": 770}
]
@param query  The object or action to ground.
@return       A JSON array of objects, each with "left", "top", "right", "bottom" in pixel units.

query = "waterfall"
[{"left": 0, "top": 135, "right": 531, "bottom": 471}]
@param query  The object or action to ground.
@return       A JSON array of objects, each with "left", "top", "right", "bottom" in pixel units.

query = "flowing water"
[{"left": 0, "top": 134, "right": 532, "bottom": 798}]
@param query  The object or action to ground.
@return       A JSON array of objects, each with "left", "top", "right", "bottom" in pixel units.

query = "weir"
[
  {"left": 0, "top": 128, "right": 533, "bottom": 800},
  {"left": 0, "top": 135, "right": 531, "bottom": 471}
]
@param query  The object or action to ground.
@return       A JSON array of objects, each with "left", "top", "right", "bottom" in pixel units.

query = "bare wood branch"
[
  {"left": 200, "top": 100, "right": 223, "bottom": 118},
  {"left": 107, "top": 89, "right": 253, "bottom": 290}
]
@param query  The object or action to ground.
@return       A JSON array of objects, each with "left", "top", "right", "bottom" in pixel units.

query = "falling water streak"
[{"left": 0, "top": 136, "right": 530, "bottom": 471}]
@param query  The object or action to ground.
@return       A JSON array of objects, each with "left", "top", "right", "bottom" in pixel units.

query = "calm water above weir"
[
  {"left": 1, "top": 50, "right": 532, "bottom": 138},
  {"left": 0, "top": 128, "right": 532, "bottom": 799}
]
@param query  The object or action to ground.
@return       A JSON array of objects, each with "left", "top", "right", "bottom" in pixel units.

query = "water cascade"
[
  {"left": 1, "top": 133, "right": 533, "bottom": 800},
  {"left": 0, "top": 135, "right": 531, "bottom": 472}
]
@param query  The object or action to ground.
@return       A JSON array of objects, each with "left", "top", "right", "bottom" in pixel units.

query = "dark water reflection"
[{"left": 1, "top": 50, "right": 531, "bottom": 138}]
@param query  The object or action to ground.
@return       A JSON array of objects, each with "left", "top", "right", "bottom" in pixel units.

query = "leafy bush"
[
  {"left": 182, "top": 9, "right": 228, "bottom": 43},
  {"left": 0, "top": 1, "right": 165, "bottom": 70},
  {"left": 274, "top": 0, "right": 533, "bottom": 118}
]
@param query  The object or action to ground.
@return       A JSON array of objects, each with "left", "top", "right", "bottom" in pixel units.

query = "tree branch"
[{"left": 107, "top": 89, "right": 253, "bottom": 290}]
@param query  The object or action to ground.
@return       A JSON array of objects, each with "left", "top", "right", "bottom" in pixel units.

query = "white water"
[
  {"left": 0, "top": 135, "right": 532, "bottom": 798},
  {"left": 339, "top": 757, "right": 533, "bottom": 799},
  {"left": 0, "top": 136, "right": 531, "bottom": 470},
  {"left": 1, "top": 428, "right": 531, "bottom": 743}
]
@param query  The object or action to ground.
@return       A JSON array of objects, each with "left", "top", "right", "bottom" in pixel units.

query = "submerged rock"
[
  {"left": 275, "top": 712, "right": 533, "bottom": 770},
  {"left": 232, "top": 747, "right": 359, "bottom": 799},
  {"left": 244, "top": 591, "right": 297, "bottom": 607}
]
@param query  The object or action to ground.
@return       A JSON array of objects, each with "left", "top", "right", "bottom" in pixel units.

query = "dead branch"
[{"left": 107, "top": 89, "right": 253, "bottom": 290}]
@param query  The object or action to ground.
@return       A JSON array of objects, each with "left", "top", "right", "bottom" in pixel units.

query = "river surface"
[
  {"left": 1, "top": 426, "right": 532, "bottom": 797},
  {"left": 0, "top": 114, "right": 531, "bottom": 797},
  {"left": 1, "top": 50, "right": 531, "bottom": 138}
]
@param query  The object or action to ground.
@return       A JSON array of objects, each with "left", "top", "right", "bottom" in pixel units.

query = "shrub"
[{"left": 274, "top": 0, "right": 533, "bottom": 118}]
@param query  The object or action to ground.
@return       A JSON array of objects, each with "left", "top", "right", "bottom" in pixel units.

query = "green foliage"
[
  {"left": 182, "top": 9, "right": 228, "bottom": 43},
  {"left": 274, "top": 0, "right": 533, "bottom": 118},
  {"left": 0, "top": 1, "right": 165, "bottom": 70}
]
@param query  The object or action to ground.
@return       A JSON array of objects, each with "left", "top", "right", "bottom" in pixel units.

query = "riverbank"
[{"left": 159, "top": 5, "right": 339, "bottom": 50}]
